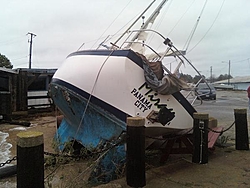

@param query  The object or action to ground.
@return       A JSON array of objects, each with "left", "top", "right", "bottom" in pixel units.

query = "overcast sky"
[{"left": 0, "top": 0, "right": 249, "bottom": 78}]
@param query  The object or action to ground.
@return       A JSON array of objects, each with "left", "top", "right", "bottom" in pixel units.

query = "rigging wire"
[
  {"left": 90, "top": 0, "right": 133, "bottom": 49},
  {"left": 147, "top": 0, "right": 173, "bottom": 45},
  {"left": 167, "top": 0, "right": 196, "bottom": 37},
  {"left": 187, "top": 0, "right": 226, "bottom": 54},
  {"left": 152, "top": 0, "right": 195, "bottom": 52},
  {"left": 165, "top": 0, "right": 225, "bottom": 75},
  {"left": 112, "top": 0, "right": 156, "bottom": 46},
  {"left": 183, "top": 0, "right": 208, "bottom": 51},
  {"left": 154, "top": 0, "right": 173, "bottom": 31},
  {"left": 69, "top": 50, "right": 116, "bottom": 150}
]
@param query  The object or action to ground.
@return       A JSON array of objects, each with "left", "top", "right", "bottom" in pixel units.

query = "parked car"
[{"left": 196, "top": 83, "right": 216, "bottom": 100}]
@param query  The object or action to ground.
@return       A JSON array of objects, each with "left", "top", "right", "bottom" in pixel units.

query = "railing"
[{"left": 118, "top": 29, "right": 211, "bottom": 106}]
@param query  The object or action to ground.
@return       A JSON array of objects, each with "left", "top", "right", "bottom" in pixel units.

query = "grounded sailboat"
[{"left": 50, "top": 0, "right": 206, "bottom": 183}]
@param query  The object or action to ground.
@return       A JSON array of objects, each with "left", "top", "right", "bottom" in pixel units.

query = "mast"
[
  {"left": 128, "top": 0, "right": 168, "bottom": 46},
  {"left": 113, "top": 0, "right": 156, "bottom": 45}
]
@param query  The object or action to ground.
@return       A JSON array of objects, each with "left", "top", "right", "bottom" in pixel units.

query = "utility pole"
[
  {"left": 210, "top": 66, "right": 212, "bottom": 83},
  {"left": 222, "top": 60, "right": 231, "bottom": 85},
  {"left": 228, "top": 60, "right": 231, "bottom": 85},
  {"left": 27, "top": 32, "right": 36, "bottom": 69}
]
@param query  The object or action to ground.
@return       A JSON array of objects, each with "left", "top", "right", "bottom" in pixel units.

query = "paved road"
[{"left": 194, "top": 90, "right": 249, "bottom": 139}]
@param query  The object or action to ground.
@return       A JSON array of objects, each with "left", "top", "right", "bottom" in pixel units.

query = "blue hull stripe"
[
  {"left": 51, "top": 78, "right": 128, "bottom": 122},
  {"left": 55, "top": 49, "right": 196, "bottom": 118},
  {"left": 68, "top": 49, "right": 144, "bottom": 69}
]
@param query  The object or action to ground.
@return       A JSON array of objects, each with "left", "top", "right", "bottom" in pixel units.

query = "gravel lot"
[{"left": 0, "top": 90, "right": 250, "bottom": 187}]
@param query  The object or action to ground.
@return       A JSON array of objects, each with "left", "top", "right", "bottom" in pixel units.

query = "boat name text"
[{"left": 131, "top": 82, "right": 167, "bottom": 112}]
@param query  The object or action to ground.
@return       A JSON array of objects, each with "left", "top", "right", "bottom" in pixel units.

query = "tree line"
[
  {"left": 179, "top": 73, "right": 233, "bottom": 83},
  {"left": 0, "top": 53, "right": 13, "bottom": 69},
  {"left": 0, "top": 53, "right": 232, "bottom": 83}
]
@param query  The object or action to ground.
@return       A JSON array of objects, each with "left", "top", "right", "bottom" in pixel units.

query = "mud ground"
[{"left": 0, "top": 90, "right": 250, "bottom": 188}]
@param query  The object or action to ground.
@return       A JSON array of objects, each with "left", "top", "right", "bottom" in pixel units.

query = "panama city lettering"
[{"left": 131, "top": 82, "right": 166, "bottom": 112}]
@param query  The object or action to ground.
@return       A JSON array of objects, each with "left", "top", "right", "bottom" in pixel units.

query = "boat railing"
[
  {"left": 123, "top": 41, "right": 162, "bottom": 59},
  {"left": 120, "top": 29, "right": 208, "bottom": 106}
]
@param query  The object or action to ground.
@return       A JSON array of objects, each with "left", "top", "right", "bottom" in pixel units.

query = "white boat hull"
[{"left": 51, "top": 49, "right": 196, "bottom": 137}]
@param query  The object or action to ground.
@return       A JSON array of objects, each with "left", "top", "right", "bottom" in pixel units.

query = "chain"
[
  {"left": 146, "top": 120, "right": 236, "bottom": 141},
  {"left": 208, "top": 121, "right": 235, "bottom": 133},
  {"left": 43, "top": 151, "right": 87, "bottom": 159},
  {"left": 44, "top": 132, "right": 126, "bottom": 160},
  {"left": 0, "top": 133, "right": 125, "bottom": 168},
  {"left": 0, "top": 121, "right": 234, "bottom": 168},
  {"left": 0, "top": 156, "right": 17, "bottom": 168},
  {"left": 0, "top": 152, "right": 85, "bottom": 169}
]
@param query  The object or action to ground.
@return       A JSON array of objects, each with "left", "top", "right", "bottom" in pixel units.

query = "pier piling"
[
  {"left": 234, "top": 109, "right": 249, "bottom": 150},
  {"left": 17, "top": 131, "right": 44, "bottom": 188},
  {"left": 126, "top": 117, "right": 146, "bottom": 187},
  {"left": 192, "top": 113, "right": 208, "bottom": 164}
]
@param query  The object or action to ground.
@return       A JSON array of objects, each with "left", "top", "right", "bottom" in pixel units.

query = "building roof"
[
  {"left": 0, "top": 67, "right": 18, "bottom": 74},
  {"left": 17, "top": 68, "right": 57, "bottom": 74},
  {"left": 214, "top": 76, "right": 250, "bottom": 84}
]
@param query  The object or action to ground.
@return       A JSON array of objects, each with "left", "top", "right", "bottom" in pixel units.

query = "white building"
[{"left": 213, "top": 76, "right": 250, "bottom": 90}]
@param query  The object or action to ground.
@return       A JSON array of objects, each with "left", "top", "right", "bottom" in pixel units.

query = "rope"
[{"left": 68, "top": 50, "right": 116, "bottom": 151}]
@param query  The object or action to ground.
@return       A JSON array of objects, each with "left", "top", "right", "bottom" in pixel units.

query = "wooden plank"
[
  {"left": 27, "top": 95, "right": 49, "bottom": 99},
  {"left": 208, "top": 126, "right": 223, "bottom": 149}
]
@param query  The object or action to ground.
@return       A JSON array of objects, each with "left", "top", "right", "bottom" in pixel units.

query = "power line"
[
  {"left": 0, "top": 35, "right": 26, "bottom": 46},
  {"left": 11, "top": 56, "right": 28, "bottom": 61},
  {"left": 187, "top": 0, "right": 226, "bottom": 53},
  {"left": 231, "top": 58, "right": 250, "bottom": 64}
]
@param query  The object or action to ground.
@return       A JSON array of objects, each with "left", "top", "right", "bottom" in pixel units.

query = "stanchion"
[
  {"left": 126, "top": 117, "right": 146, "bottom": 188},
  {"left": 192, "top": 113, "right": 208, "bottom": 164},
  {"left": 17, "top": 131, "right": 44, "bottom": 188},
  {"left": 234, "top": 109, "right": 249, "bottom": 150}
]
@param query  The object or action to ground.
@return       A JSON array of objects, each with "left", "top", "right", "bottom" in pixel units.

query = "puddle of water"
[
  {"left": 8, "top": 127, "right": 28, "bottom": 131},
  {"left": 0, "top": 131, "right": 16, "bottom": 186},
  {"left": 0, "top": 131, "right": 12, "bottom": 164}
]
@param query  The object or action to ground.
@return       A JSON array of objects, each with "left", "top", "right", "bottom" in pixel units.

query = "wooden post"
[
  {"left": 234, "top": 109, "right": 249, "bottom": 150},
  {"left": 17, "top": 131, "right": 44, "bottom": 188},
  {"left": 192, "top": 113, "right": 208, "bottom": 164},
  {"left": 126, "top": 117, "right": 146, "bottom": 187}
]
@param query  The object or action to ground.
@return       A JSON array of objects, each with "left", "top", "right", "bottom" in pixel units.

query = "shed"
[
  {"left": 0, "top": 67, "right": 19, "bottom": 120},
  {"left": 0, "top": 68, "right": 57, "bottom": 120}
]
